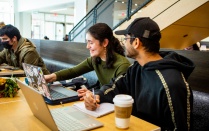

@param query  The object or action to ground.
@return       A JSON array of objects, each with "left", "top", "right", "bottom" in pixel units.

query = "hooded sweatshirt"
[
  {"left": 0, "top": 37, "right": 49, "bottom": 74},
  {"left": 98, "top": 51, "right": 195, "bottom": 131}
]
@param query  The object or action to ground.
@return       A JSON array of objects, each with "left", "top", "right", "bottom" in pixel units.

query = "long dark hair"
[{"left": 87, "top": 23, "right": 125, "bottom": 68}]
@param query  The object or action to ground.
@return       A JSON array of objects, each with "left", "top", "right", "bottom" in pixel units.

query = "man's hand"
[{"left": 84, "top": 91, "right": 100, "bottom": 111}]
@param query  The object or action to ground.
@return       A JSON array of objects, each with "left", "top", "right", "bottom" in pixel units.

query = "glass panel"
[
  {"left": 0, "top": 1, "right": 12, "bottom": 12},
  {"left": 32, "top": 13, "right": 44, "bottom": 39},
  {"left": 0, "top": 0, "right": 14, "bottom": 25},
  {"left": 33, "top": 26, "right": 40, "bottom": 39},
  {"left": 66, "top": 15, "right": 74, "bottom": 23},
  {"left": 131, "top": 0, "right": 149, "bottom": 14},
  {"left": 70, "top": 11, "right": 94, "bottom": 42},
  {"left": 113, "top": 0, "right": 128, "bottom": 28},
  {"left": 45, "top": 22, "right": 55, "bottom": 40},
  {"left": 55, "top": 23, "right": 64, "bottom": 41},
  {"left": 32, "top": 13, "right": 44, "bottom": 20},
  {"left": 66, "top": 24, "right": 74, "bottom": 34}
]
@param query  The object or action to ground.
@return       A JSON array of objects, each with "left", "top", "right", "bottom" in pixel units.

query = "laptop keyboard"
[
  {"left": 51, "top": 108, "right": 86, "bottom": 131},
  {"left": 50, "top": 90, "right": 69, "bottom": 99}
]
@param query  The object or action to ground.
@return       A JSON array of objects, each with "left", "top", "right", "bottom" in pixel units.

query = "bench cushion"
[{"left": 193, "top": 90, "right": 209, "bottom": 130}]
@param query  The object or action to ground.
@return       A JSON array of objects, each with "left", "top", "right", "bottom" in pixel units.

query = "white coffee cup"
[{"left": 113, "top": 94, "right": 134, "bottom": 129}]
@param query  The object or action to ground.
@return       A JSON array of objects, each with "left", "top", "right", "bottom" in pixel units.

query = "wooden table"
[
  {"left": 0, "top": 65, "right": 24, "bottom": 76},
  {"left": 0, "top": 69, "right": 25, "bottom": 76},
  {"left": 0, "top": 78, "right": 161, "bottom": 131}
]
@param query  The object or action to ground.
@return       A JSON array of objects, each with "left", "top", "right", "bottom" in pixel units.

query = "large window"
[
  {"left": 0, "top": 0, "right": 14, "bottom": 25},
  {"left": 32, "top": 13, "right": 74, "bottom": 41}
]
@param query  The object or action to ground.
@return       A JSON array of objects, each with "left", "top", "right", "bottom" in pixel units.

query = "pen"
[{"left": 92, "top": 88, "right": 96, "bottom": 103}]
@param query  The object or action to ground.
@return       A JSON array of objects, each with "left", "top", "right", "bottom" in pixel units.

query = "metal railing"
[{"left": 69, "top": 0, "right": 152, "bottom": 42}]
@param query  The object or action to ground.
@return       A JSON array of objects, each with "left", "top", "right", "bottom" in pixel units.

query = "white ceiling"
[
  {"left": 15, "top": 0, "right": 76, "bottom": 15},
  {"left": 32, "top": 3, "right": 75, "bottom": 15}
]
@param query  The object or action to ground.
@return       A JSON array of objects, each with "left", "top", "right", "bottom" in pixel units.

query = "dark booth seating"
[
  {"left": 193, "top": 91, "right": 209, "bottom": 130},
  {"left": 30, "top": 39, "right": 209, "bottom": 130}
]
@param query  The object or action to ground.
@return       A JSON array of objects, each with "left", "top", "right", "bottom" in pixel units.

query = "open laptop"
[
  {"left": 22, "top": 63, "right": 79, "bottom": 105},
  {"left": 17, "top": 79, "right": 103, "bottom": 131}
]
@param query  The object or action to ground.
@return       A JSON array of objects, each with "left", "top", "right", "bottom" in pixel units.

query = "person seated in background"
[
  {"left": 84, "top": 17, "right": 195, "bottom": 130},
  {"left": 44, "top": 36, "right": 49, "bottom": 40},
  {"left": 63, "top": 34, "right": 68, "bottom": 41},
  {"left": 0, "top": 25, "right": 50, "bottom": 74},
  {"left": 184, "top": 43, "right": 200, "bottom": 51},
  {"left": 44, "top": 23, "right": 131, "bottom": 98}
]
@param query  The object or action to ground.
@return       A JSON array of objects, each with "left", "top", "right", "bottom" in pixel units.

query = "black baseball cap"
[{"left": 115, "top": 17, "right": 160, "bottom": 39}]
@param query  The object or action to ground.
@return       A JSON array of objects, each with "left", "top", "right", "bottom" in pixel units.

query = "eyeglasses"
[{"left": 120, "top": 37, "right": 136, "bottom": 46}]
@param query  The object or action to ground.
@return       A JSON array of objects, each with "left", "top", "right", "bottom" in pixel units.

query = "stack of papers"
[{"left": 73, "top": 102, "right": 114, "bottom": 118}]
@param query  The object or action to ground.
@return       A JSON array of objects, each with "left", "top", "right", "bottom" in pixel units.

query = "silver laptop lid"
[
  {"left": 17, "top": 79, "right": 103, "bottom": 131},
  {"left": 17, "top": 79, "right": 58, "bottom": 130}
]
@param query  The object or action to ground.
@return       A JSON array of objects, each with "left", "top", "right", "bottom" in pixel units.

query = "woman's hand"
[
  {"left": 44, "top": 73, "right": 57, "bottom": 83},
  {"left": 84, "top": 91, "right": 100, "bottom": 111},
  {"left": 77, "top": 88, "right": 88, "bottom": 100}
]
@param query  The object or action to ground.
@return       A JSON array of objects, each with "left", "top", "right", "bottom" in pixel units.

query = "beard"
[{"left": 125, "top": 48, "right": 138, "bottom": 59}]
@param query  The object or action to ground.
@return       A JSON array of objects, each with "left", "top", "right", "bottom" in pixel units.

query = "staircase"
[
  {"left": 68, "top": 0, "right": 152, "bottom": 42},
  {"left": 69, "top": 0, "right": 209, "bottom": 50}
]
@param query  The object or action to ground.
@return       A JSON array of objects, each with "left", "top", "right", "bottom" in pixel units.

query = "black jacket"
[{"left": 98, "top": 51, "right": 195, "bottom": 131}]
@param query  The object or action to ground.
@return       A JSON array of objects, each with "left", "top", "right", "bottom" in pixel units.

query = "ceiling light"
[
  {"left": 138, "top": 10, "right": 142, "bottom": 13},
  {"left": 50, "top": 8, "right": 67, "bottom": 12}
]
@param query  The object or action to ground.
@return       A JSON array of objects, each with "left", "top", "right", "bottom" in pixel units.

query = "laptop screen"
[{"left": 22, "top": 63, "right": 52, "bottom": 100}]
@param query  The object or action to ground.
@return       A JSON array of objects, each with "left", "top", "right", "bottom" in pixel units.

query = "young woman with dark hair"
[{"left": 44, "top": 23, "right": 130, "bottom": 99}]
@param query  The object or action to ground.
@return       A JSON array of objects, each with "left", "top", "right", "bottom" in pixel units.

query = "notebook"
[
  {"left": 17, "top": 79, "right": 103, "bottom": 131},
  {"left": 73, "top": 102, "right": 114, "bottom": 118},
  {"left": 22, "top": 63, "right": 79, "bottom": 105}
]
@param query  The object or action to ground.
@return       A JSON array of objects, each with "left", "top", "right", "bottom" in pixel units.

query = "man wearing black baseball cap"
[
  {"left": 115, "top": 17, "right": 161, "bottom": 39},
  {"left": 84, "top": 17, "right": 195, "bottom": 130}
]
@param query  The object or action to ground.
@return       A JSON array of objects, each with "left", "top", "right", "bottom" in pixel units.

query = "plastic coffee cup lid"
[{"left": 113, "top": 94, "right": 134, "bottom": 105}]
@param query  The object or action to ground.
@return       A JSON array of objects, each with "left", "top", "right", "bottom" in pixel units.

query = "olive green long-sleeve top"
[{"left": 55, "top": 53, "right": 131, "bottom": 86}]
